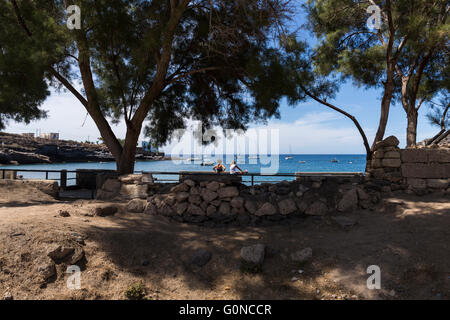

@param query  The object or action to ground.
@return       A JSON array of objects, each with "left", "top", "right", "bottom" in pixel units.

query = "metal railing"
[{"left": 1, "top": 168, "right": 364, "bottom": 188}]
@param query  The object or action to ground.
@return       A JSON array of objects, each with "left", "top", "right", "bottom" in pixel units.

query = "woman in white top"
[{"left": 230, "top": 160, "right": 244, "bottom": 175}]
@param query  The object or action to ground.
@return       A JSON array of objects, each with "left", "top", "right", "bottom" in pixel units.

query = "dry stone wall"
[
  {"left": 96, "top": 173, "right": 382, "bottom": 226},
  {"left": 366, "top": 136, "right": 450, "bottom": 194}
]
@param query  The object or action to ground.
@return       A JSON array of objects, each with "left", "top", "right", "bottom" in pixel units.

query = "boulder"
[
  {"left": 201, "top": 189, "right": 218, "bottom": 203},
  {"left": 374, "top": 136, "right": 399, "bottom": 150},
  {"left": 218, "top": 202, "right": 231, "bottom": 215},
  {"left": 337, "top": 189, "right": 358, "bottom": 212},
  {"left": 46, "top": 244, "right": 75, "bottom": 260},
  {"left": 207, "top": 181, "right": 220, "bottom": 192},
  {"left": 290, "top": 247, "right": 312, "bottom": 263},
  {"left": 94, "top": 205, "right": 119, "bottom": 217},
  {"left": 240, "top": 244, "right": 265, "bottom": 266},
  {"left": 305, "top": 201, "right": 328, "bottom": 216},
  {"left": 70, "top": 247, "right": 85, "bottom": 265},
  {"left": 120, "top": 184, "right": 148, "bottom": 199},
  {"left": 381, "top": 158, "right": 402, "bottom": 168},
  {"left": 119, "top": 174, "right": 142, "bottom": 184},
  {"left": 175, "top": 192, "right": 190, "bottom": 202},
  {"left": 187, "top": 204, "right": 205, "bottom": 216},
  {"left": 141, "top": 173, "right": 154, "bottom": 184},
  {"left": 383, "top": 151, "right": 400, "bottom": 159},
  {"left": 170, "top": 183, "right": 189, "bottom": 193},
  {"left": 37, "top": 261, "right": 56, "bottom": 280},
  {"left": 230, "top": 197, "right": 244, "bottom": 209},
  {"left": 127, "top": 199, "right": 146, "bottom": 213},
  {"left": 190, "top": 249, "right": 212, "bottom": 267},
  {"left": 175, "top": 202, "right": 189, "bottom": 215},
  {"left": 278, "top": 198, "right": 297, "bottom": 215},
  {"left": 184, "top": 179, "right": 196, "bottom": 188},
  {"left": 102, "top": 179, "right": 121, "bottom": 193},
  {"left": 188, "top": 194, "right": 202, "bottom": 206},
  {"left": 96, "top": 189, "right": 116, "bottom": 200},
  {"left": 218, "top": 186, "right": 239, "bottom": 198},
  {"left": 244, "top": 200, "right": 257, "bottom": 214},
  {"left": 255, "top": 202, "right": 277, "bottom": 216},
  {"left": 206, "top": 205, "right": 217, "bottom": 216}
]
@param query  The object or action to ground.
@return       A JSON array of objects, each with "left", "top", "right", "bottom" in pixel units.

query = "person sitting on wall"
[
  {"left": 230, "top": 160, "right": 247, "bottom": 175},
  {"left": 212, "top": 160, "right": 226, "bottom": 173}
]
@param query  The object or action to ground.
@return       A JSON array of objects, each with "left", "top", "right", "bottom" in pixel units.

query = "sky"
[{"left": 4, "top": 4, "right": 440, "bottom": 155}]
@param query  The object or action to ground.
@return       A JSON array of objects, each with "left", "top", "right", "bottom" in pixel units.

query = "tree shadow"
[{"left": 77, "top": 192, "right": 450, "bottom": 299}]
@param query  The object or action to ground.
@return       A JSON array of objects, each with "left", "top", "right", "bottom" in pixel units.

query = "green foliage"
[
  {"left": 124, "top": 282, "right": 148, "bottom": 300},
  {"left": 0, "top": 0, "right": 299, "bottom": 149}
]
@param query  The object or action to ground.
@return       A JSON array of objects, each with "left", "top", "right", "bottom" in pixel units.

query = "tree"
[
  {"left": 425, "top": 96, "right": 450, "bottom": 145},
  {"left": 304, "top": 0, "right": 449, "bottom": 148},
  {"left": 1, "top": 0, "right": 297, "bottom": 174}
]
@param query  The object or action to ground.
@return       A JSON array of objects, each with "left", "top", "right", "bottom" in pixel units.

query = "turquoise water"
[{"left": 0, "top": 154, "right": 366, "bottom": 185}]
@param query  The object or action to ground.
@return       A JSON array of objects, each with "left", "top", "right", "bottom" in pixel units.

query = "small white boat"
[
  {"left": 298, "top": 160, "right": 306, "bottom": 164},
  {"left": 285, "top": 156, "right": 293, "bottom": 160},
  {"left": 331, "top": 158, "right": 339, "bottom": 163}
]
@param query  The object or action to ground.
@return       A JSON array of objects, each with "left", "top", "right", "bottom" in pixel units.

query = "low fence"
[{"left": 0, "top": 168, "right": 365, "bottom": 189}]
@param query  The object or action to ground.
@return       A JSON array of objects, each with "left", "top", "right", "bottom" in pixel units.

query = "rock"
[
  {"left": 127, "top": 199, "right": 146, "bottom": 213},
  {"left": 255, "top": 202, "right": 277, "bottom": 216},
  {"left": 94, "top": 205, "right": 119, "bottom": 217},
  {"left": 312, "top": 182, "right": 322, "bottom": 189},
  {"left": 175, "top": 202, "right": 189, "bottom": 215},
  {"left": 190, "top": 249, "right": 212, "bottom": 267},
  {"left": 381, "top": 158, "right": 402, "bottom": 168},
  {"left": 407, "top": 178, "right": 427, "bottom": 189},
  {"left": 244, "top": 200, "right": 257, "bottom": 214},
  {"left": 187, "top": 204, "right": 205, "bottom": 216},
  {"left": 356, "top": 188, "right": 369, "bottom": 201},
  {"left": 141, "top": 173, "right": 154, "bottom": 184},
  {"left": 206, "top": 181, "right": 220, "bottom": 192},
  {"left": 230, "top": 197, "right": 244, "bottom": 209},
  {"left": 120, "top": 184, "right": 148, "bottom": 199},
  {"left": 58, "top": 210, "right": 70, "bottom": 217},
  {"left": 218, "top": 202, "right": 231, "bottom": 215},
  {"left": 119, "top": 174, "right": 142, "bottom": 184},
  {"left": 102, "top": 179, "right": 121, "bottom": 193},
  {"left": 240, "top": 244, "right": 265, "bottom": 266},
  {"left": 337, "top": 189, "right": 358, "bottom": 212},
  {"left": 175, "top": 192, "right": 190, "bottom": 202},
  {"left": 170, "top": 183, "right": 189, "bottom": 193},
  {"left": 188, "top": 194, "right": 202, "bottom": 206},
  {"left": 201, "top": 190, "right": 218, "bottom": 203},
  {"left": 37, "top": 261, "right": 56, "bottom": 280},
  {"left": 184, "top": 179, "right": 196, "bottom": 188},
  {"left": 290, "top": 247, "right": 312, "bottom": 263},
  {"left": 427, "top": 179, "right": 449, "bottom": 189},
  {"left": 374, "top": 136, "right": 399, "bottom": 149},
  {"left": 96, "top": 189, "right": 116, "bottom": 200},
  {"left": 383, "top": 151, "right": 400, "bottom": 159},
  {"left": 305, "top": 201, "right": 328, "bottom": 216},
  {"left": 206, "top": 205, "right": 217, "bottom": 216},
  {"left": 144, "top": 202, "right": 157, "bottom": 215},
  {"left": 46, "top": 244, "right": 75, "bottom": 260},
  {"left": 70, "top": 247, "right": 85, "bottom": 265},
  {"left": 219, "top": 186, "right": 239, "bottom": 198},
  {"left": 210, "top": 199, "right": 221, "bottom": 207},
  {"left": 3, "top": 292, "right": 13, "bottom": 300},
  {"left": 278, "top": 198, "right": 297, "bottom": 215}
]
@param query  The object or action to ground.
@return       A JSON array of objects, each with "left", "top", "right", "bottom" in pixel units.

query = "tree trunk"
[
  {"left": 116, "top": 123, "right": 142, "bottom": 175},
  {"left": 372, "top": 70, "right": 395, "bottom": 151},
  {"left": 406, "top": 109, "right": 418, "bottom": 147}
]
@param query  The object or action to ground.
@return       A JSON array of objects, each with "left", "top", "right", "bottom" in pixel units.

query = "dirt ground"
[{"left": 0, "top": 183, "right": 449, "bottom": 300}]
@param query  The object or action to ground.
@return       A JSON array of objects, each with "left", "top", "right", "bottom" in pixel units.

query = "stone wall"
[
  {"left": 97, "top": 173, "right": 382, "bottom": 226},
  {"left": 366, "top": 135, "right": 450, "bottom": 194}
]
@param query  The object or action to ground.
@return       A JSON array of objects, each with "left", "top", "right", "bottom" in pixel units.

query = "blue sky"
[{"left": 4, "top": 4, "right": 439, "bottom": 154}]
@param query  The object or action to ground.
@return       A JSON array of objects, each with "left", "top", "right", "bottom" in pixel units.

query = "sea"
[{"left": 0, "top": 154, "right": 366, "bottom": 185}]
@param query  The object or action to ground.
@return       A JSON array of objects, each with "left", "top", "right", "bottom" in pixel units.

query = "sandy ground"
[{"left": 0, "top": 183, "right": 449, "bottom": 300}]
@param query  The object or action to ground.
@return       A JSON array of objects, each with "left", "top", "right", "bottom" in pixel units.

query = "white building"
[{"left": 39, "top": 133, "right": 59, "bottom": 140}]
